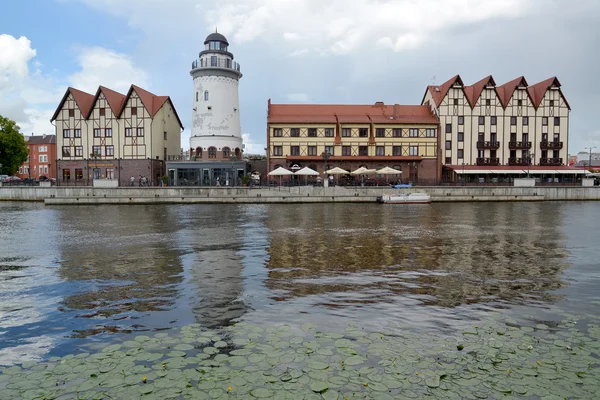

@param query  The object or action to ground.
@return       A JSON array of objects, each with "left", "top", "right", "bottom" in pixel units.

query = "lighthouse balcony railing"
[{"left": 192, "top": 59, "right": 241, "bottom": 72}]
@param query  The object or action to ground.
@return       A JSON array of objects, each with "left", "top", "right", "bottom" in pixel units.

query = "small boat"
[{"left": 376, "top": 193, "right": 431, "bottom": 204}]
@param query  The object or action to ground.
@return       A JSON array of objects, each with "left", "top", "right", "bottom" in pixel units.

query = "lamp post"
[
  {"left": 461, "top": 162, "right": 465, "bottom": 185},
  {"left": 321, "top": 149, "right": 330, "bottom": 171},
  {"left": 585, "top": 146, "right": 596, "bottom": 170}
]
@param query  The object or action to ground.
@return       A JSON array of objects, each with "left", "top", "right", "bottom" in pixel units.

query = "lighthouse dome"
[{"left": 204, "top": 32, "right": 229, "bottom": 46}]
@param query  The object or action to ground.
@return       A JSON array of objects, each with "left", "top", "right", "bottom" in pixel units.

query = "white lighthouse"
[{"left": 190, "top": 31, "right": 243, "bottom": 160}]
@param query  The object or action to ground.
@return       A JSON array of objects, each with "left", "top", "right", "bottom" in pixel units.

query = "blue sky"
[{"left": 1, "top": 0, "right": 599, "bottom": 155}]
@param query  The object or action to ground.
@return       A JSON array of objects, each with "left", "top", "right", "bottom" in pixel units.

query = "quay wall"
[{"left": 1, "top": 186, "right": 600, "bottom": 204}]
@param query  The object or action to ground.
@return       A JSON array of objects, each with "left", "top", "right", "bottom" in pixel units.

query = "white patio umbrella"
[
  {"left": 351, "top": 166, "right": 377, "bottom": 175},
  {"left": 268, "top": 166, "right": 294, "bottom": 187},
  {"left": 295, "top": 166, "right": 320, "bottom": 185},
  {"left": 376, "top": 166, "right": 402, "bottom": 184},
  {"left": 325, "top": 167, "right": 349, "bottom": 186}
]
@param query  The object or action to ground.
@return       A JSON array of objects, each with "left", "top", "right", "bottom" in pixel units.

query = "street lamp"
[
  {"left": 461, "top": 162, "right": 465, "bottom": 185},
  {"left": 585, "top": 146, "right": 596, "bottom": 170},
  {"left": 321, "top": 149, "right": 330, "bottom": 171}
]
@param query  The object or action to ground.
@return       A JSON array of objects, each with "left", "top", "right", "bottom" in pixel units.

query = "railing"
[
  {"left": 508, "top": 157, "right": 531, "bottom": 165},
  {"left": 166, "top": 155, "right": 187, "bottom": 161},
  {"left": 540, "top": 141, "right": 563, "bottom": 150},
  {"left": 476, "top": 157, "right": 500, "bottom": 165},
  {"left": 476, "top": 141, "right": 500, "bottom": 149},
  {"left": 540, "top": 157, "right": 563, "bottom": 165},
  {"left": 508, "top": 141, "right": 532, "bottom": 150},
  {"left": 192, "top": 58, "right": 241, "bottom": 72}
]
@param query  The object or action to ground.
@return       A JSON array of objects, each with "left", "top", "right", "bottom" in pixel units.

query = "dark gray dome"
[{"left": 204, "top": 32, "right": 229, "bottom": 45}]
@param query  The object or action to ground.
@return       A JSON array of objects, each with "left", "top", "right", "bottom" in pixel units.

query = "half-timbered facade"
[
  {"left": 267, "top": 101, "right": 441, "bottom": 184},
  {"left": 421, "top": 75, "right": 571, "bottom": 180},
  {"left": 51, "top": 85, "right": 183, "bottom": 186}
]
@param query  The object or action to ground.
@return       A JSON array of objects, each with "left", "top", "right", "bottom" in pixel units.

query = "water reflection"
[{"left": 264, "top": 203, "right": 568, "bottom": 310}]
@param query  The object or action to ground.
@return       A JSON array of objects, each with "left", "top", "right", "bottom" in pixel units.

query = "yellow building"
[
  {"left": 266, "top": 101, "right": 441, "bottom": 184},
  {"left": 51, "top": 85, "right": 183, "bottom": 186}
]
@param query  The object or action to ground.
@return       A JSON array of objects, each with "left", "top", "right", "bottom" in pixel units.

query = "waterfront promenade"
[{"left": 2, "top": 185, "right": 600, "bottom": 204}]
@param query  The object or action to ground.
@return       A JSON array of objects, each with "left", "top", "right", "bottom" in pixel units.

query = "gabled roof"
[
  {"left": 91, "top": 86, "right": 127, "bottom": 117},
  {"left": 267, "top": 103, "right": 439, "bottom": 124},
  {"left": 527, "top": 77, "right": 570, "bottom": 110},
  {"left": 421, "top": 75, "right": 468, "bottom": 107},
  {"left": 497, "top": 76, "right": 529, "bottom": 107},
  {"left": 51, "top": 87, "right": 95, "bottom": 121},
  {"left": 466, "top": 75, "right": 497, "bottom": 106},
  {"left": 25, "top": 135, "right": 56, "bottom": 145}
]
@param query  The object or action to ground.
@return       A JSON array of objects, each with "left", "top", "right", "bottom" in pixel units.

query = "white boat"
[{"left": 376, "top": 193, "right": 431, "bottom": 204}]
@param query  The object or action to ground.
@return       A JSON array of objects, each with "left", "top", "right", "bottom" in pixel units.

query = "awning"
[{"left": 455, "top": 169, "right": 494, "bottom": 174}]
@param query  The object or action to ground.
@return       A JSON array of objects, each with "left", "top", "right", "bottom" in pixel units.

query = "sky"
[{"left": 0, "top": 0, "right": 599, "bottom": 155}]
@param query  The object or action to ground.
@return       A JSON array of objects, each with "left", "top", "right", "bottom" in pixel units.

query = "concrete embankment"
[{"left": 2, "top": 185, "right": 600, "bottom": 204}]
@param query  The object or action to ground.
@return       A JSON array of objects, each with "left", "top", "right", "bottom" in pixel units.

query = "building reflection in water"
[
  {"left": 264, "top": 203, "right": 568, "bottom": 311},
  {"left": 56, "top": 205, "right": 185, "bottom": 337}
]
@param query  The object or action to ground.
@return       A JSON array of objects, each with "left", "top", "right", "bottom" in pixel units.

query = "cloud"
[
  {"left": 242, "top": 133, "right": 265, "bottom": 155},
  {"left": 285, "top": 93, "right": 311, "bottom": 103},
  {"left": 289, "top": 48, "right": 309, "bottom": 57},
  {"left": 0, "top": 34, "right": 36, "bottom": 78},
  {"left": 68, "top": 47, "right": 150, "bottom": 94}
]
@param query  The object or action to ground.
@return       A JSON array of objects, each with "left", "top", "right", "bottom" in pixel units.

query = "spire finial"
[{"left": 215, "top": 26, "right": 218, "bottom": 33}]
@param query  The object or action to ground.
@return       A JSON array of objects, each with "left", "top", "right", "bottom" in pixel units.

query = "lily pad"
[{"left": 309, "top": 380, "right": 329, "bottom": 393}]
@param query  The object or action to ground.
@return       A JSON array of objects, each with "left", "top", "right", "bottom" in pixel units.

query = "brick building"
[{"left": 17, "top": 134, "right": 57, "bottom": 180}]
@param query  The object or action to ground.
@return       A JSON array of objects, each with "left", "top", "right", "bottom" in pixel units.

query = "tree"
[{"left": 0, "top": 115, "right": 29, "bottom": 176}]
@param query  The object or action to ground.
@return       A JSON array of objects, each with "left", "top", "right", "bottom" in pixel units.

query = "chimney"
[
  {"left": 374, "top": 101, "right": 384, "bottom": 107},
  {"left": 43, "top": 134, "right": 46, "bottom": 138},
  {"left": 393, "top": 104, "right": 400, "bottom": 119}
]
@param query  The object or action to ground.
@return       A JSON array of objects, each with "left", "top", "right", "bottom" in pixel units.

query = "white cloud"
[
  {"left": 283, "top": 32, "right": 302, "bottom": 41},
  {"left": 68, "top": 47, "right": 150, "bottom": 94},
  {"left": 285, "top": 93, "right": 311, "bottom": 103},
  {"left": 289, "top": 48, "right": 309, "bottom": 57},
  {"left": 242, "top": 132, "right": 265, "bottom": 155},
  {"left": 0, "top": 34, "right": 36, "bottom": 78}
]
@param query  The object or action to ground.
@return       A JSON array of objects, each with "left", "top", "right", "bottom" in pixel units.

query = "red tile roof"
[
  {"left": 466, "top": 75, "right": 497, "bottom": 106},
  {"left": 268, "top": 103, "right": 439, "bottom": 125},
  {"left": 51, "top": 85, "right": 184, "bottom": 129},
  {"left": 25, "top": 135, "right": 56, "bottom": 145},
  {"left": 422, "top": 75, "right": 465, "bottom": 107},
  {"left": 527, "top": 77, "right": 570, "bottom": 110},
  {"left": 496, "top": 76, "right": 529, "bottom": 108}
]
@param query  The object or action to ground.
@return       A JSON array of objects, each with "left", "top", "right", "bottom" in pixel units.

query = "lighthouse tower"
[{"left": 190, "top": 31, "right": 243, "bottom": 160}]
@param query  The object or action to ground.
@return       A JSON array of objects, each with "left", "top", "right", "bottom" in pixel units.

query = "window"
[
  {"left": 208, "top": 147, "right": 217, "bottom": 158},
  {"left": 518, "top": 100, "right": 523, "bottom": 106},
  {"left": 307, "top": 146, "right": 317, "bottom": 156},
  {"left": 554, "top": 117, "right": 560, "bottom": 126},
  {"left": 325, "top": 128, "right": 334, "bottom": 137},
  {"left": 445, "top": 140, "right": 452, "bottom": 150},
  {"left": 342, "top": 146, "right": 352, "bottom": 156},
  {"left": 210, "top": 56, "right": 217, "bottom": 66},
  {"left": 92, "top": 145, "right": 102, "bottom": 156},
  {"left": 445, "top": 123, "right": 452, "bottom": 133},
  {"left": 100, "top": 108, "right": 105, "bottom": 117},
  {"left": 94, "top": 128, "right": 101, "bottom": 137},
  {"left": 458, "top": 116, "right": 464, "bottom": 125},
  {"left": 106, "top": 169, "right": 114, "bottom": 179},
  {"left": 486, "top": 99, "right": 491, "bottom": 106},
  {"left": 75, "top": 169, "right": 83, "bottom": 180},
  {"left": 453, "top": 99, "right": 458, "bottom": 105},
  {"left": 63, "top": 129, "right": 70, "bottom": 138},
  {"left": 273, "top": 128, "right": 283, "bottom": 137},
  {"left": 62, "top": 146, "right": 71, "bottom": 157},
  {"left": 426, "top": 128, "right": 436, "bottom": 137},
  {"left": 222, "top": 147, "right": 230, "bottom": 157},
  {"left": 196, "top": 92, "right": 198, "bottom": 102},
  {"left": 549, "top": 100, "right": 554, "bottom": 107},
  {"left": 358, "top": 146, "right": 368, "bottom": 156},
  {"left": 308, "top": 128, "right": 317, "bottom": 137},
  {"left": 392, "top": 146, "right": 402, "bottom": 156},
  {"left": 478, "top": 116, "right": 485, "bottom": 125},
  {"left": 375, "top": 128, "right": 385, "bottom": 137},
  {"left": 458, "top": 132, "right": 464, "bottom": 142},
  {"left": 511, "top": 116, "right": 517, "bottom": 125},
  {"left": 62, "top": 169, "right": 71, "bottom": 181},
  {"left": 409, "top": 128, "right": 418, "bottom": 137},
  {"left": 43, "top": 166, "right": 48, "bottom": 174},
  {"left": 409, "top": 146, "right": 419, "bottom": 156},
  {"left": 164, "top": 131, "right": 167, "bottom": 140},
  {"left": 125, "top": 127, "right": 133, "bottom": 137},
  {"left": 324, "top": 146, "right": 334, "bottom": 155},
  {"left": 290, "top": 128, "right": 300, "bottom": 137},
  {"left": 376, "top": 146, "right": 385, "bottom": 156},
  {"left": 392, "top": 128, "right": 402, "bottom": 137},
  {"left": 341, "top": 128, "right": 351, "bottom": 137},
  {"left": 39, "top": 155, "right": 48, "bottom": 163},
  {"left": 458, "top": 149, "right": 464, "bottom": 159},
  {"left": 523, "top": 116, "right": 529, "bottom": 126},
  {"left": 290, "top": 146, "right": 300, "bottom": 156},
  {"left": 68, "top": 109, "right": 75, "bottom": 117},
  {"left": 131, "top": 107, "right": 137, "bottom": 116},
  {"left": 106, "top": 128, "right": 113, "bottom": 137},
  {"left": 39, "top": 145, "right": 46, "bottom": 152},
  {"left": 445, "top": 157, "right": 452, "bottom": 164},
  {"left": 74, "top": 129, "right": 81, "bottom": 138},
  {"left": 359, "top": 128, "right": 368, "bottom": 137},
  {"left": 75, "top": 146, "right": 83, "bottom": 157},
  {"left": 137, "top": 127, "right": 144, "bottom": 137},
  {"left": 491, "top": 116, "right": 497, "bottom": 125},
  {"left": 273, "top": 146, "right": 283, "bottom": 156},
  {"left": 105, "top": 145, "right": 114, "bottom": 156},
  {"left": 204, "top": 90, "right": 209, "bottom": 101},
  {"left": 542, "top": 117, "right": 548, "bottom": 126}
]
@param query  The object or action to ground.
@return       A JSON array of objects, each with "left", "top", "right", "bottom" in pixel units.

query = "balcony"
[
  {"left": 191, "top": 58, "right": 241, "bottom": 73},
  {"left": 476, "top": 157, "right": 500, "bottom": 166},
  {"left": 508, "top": 157, "right": 531, "bottom": 166},
  {"left": 508, "top": 141, "right": 532, "bottom": 150},
  {"left": 540, "top": 157, "right": 563, "bottom": 166},
  {"left": 477, "top": 141, "right": 500, "bottom": 150},
  {"left": 540, "top": 141, "right": 563, "bottom": 150}
]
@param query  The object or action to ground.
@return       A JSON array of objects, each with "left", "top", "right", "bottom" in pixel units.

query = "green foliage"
[
  {"left": 161, "top": 175, "right": 169, "bottom": 184},
  {"left": 0, "top": 115, "right": 29, "bottom": 175},
  {"left": 242, "top": 175, "right": 250, "bottom": 185}
]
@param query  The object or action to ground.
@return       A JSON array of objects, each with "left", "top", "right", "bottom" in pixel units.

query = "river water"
[{"left": 0, "top": 201, "right": 599, "bottom": 366}]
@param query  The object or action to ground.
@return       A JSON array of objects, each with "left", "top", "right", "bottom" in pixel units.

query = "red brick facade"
[{"left": 17, "top": 135, "right": 57, "bottom": 180}]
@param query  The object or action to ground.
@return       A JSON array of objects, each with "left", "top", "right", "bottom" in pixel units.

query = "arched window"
[
  {"left": 204, "top": 90, "right": 209, "bottom": 101},
  {"left": 195, "top": 147, "right": 202, "bottom": 157},
  {"left": 208, "top": 146, "right": 217, "bottom": 158},
  {"left": 235, "top": 147, "right": 241, "bottom": 159},
  {"left": 222, "top": 147, "right": 230, "bottom": 158},
  {"left": 196, "top": 92, "right": 198, "bottom": 102}
]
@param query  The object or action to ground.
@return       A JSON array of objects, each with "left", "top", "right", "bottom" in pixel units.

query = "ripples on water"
[{"left": 0, "top": 201, "right": 599, "bottom": 365}]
